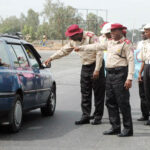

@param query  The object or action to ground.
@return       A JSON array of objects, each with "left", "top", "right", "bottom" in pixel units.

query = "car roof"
[
  {"left": 0, "top": 34, "right": 41, "bottom": 59},
  {"left": 0, "top": 34, "right": 25, "bottom": 44}
]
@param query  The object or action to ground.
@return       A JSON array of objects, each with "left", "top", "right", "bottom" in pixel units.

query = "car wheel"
[
  {"left": 41, "top": 86, "right": 56, "bottom": 116},
  {"left": 9, "top": 94, "right": 23, "bottom": 133}
]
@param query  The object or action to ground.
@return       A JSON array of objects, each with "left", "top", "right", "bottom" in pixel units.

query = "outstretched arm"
[
  {"left": 74, "top": 42, "right": 107, "bottom": 52},
  {"left": 44, "top": 42, "right": 73, "bottom": 65}
]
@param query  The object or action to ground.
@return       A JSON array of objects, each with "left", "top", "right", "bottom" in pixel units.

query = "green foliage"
[
  {"left": 26, "top": 9, "right": 39, "bottom": 31},
  {"left": 21, "top": 9, "right": 39, "bottom": 40},
  {"left": 0, "top": 0, "right": 105, "bottom": 40},
  {"left": 86, "top": 13, "right": 104, "bottom": 35},
  {"left": 0, "top": 9, "right": 39, "bottom": 41},
  {"left": 0, "top": 16, "right": 21, "bottom": 34},
  {"left": 37, "top": 22, "right": 51, "bottom": 39},
  {"left": 41, "top": 0, "right": 83, "bottom": 40},
  {"left": 2, "top": 0, "right": 142, "bottom": 42}
]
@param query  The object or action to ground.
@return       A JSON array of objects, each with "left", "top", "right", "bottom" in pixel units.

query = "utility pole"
[
  {"left": 132, "top": 24, "right": 135, "bottom": 43},
  {"left": 77, "top": 8, "right": 108, "bottom": 21},
  {"left": 76, "top": 8, "right": 108, "bottom": 35},
  {"left": 106, "top": 9, "right": 108, "bottom": 21}
]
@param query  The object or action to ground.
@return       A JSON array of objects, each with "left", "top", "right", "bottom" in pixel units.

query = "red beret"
[
  {"left": 111, "top": 23, "right": 127, "bottom": 30},
  {"left": 122, "top": 29, "right": 127, "bottom": 34},
  {"left": 65, "top": 24, "right": 83, "bottom": 37}
]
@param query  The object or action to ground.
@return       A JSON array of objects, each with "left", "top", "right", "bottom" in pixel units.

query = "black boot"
[
  {"left": 89, "top": 115, "right": 94, "bottom": 120},
  {"left": 137, "top": 116, "right": 148, "bottom": 121},
  {"left": 75, "top": 118, "right": 90, "bottom": 125},
  {"left": 118, "top": 128, "right": 133, "bottom": 137},
  {"left": 144, "top": 120, "right": 150, "bottom": 126},
  {"left": 103, "top": 128, "right": 121, "bottom": 135},
  {"left": 91, "top": 118, "right": 102, "bottom": 125}
]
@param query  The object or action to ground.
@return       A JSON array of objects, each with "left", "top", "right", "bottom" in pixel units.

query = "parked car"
[{"left": 0, "top": 35, "right": 56, "bottom": 132}]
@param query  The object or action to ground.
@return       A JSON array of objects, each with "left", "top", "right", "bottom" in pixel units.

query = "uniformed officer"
[
  {"left": 44, "top": 24, "right": 105, "bottom": 125},
  {"left": 75, "top": 23, "right": 134, "bottom": 137},
  {"left": 99, "top": 22, "right": 112, "bottom": 44},
  {"left": 137, "top": 29, "right": 149, "bottom": 122},
  {"left": 138, "top": 23, "right": 150, "bottom": 125}
]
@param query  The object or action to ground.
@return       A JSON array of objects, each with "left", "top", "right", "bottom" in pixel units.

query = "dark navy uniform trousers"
[
  {"left": 105, "top": 66, "right": 133, "bottom": 131},
  {"left": 144, "top": 64, "right": 150, "bottom": 116},
  {"left": 80, "top": 60, "right": 105, "bottom": 120}
]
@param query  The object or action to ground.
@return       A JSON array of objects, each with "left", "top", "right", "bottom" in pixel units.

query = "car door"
[
  {"left": 23, "top": 45, "right": 50, "bottom": 105},
  {"left": 7, "top": 44, "right": 37, "bottom": 109},
  {"left": 0, "top": 41, "right": 12, "bottom": 94}
]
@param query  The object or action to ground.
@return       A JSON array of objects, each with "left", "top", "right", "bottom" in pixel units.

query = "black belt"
[
  {"left": 106, "top": 66, "right": 127, "bottom": 74},
  {"left": 82, "top": 62, "right": 95, "bottom": 68}
]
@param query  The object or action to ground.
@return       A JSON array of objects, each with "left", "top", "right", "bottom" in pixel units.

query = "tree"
[
  {"left": 42, "top": 0, "right": 84, "bottom": 40},
  {"left": 19, "top": 13, "right": 26, "bottom": 31},
  {"left": 21, "top": 9, "right": 39, "bottom": 40},
  {"left": 0, "top": 16, "right": 21, "bottom": 34},
  {"left": 0, "top": 17, "right": 3, "bottom": 24},
  {"left": 26, "top": 9, "right": 39, "bottom": 31},
  {"left": 86, "top": 13, "right": 104, "bottom": 35},
  {"left": 42, "top": 0, "right": 56, "bottom": 22},
  {"left": 0, "top": 0, "right": 105, "bottom": 41},
  {"left": 37, "top": 22, "right": 51, "bottom": 39}
]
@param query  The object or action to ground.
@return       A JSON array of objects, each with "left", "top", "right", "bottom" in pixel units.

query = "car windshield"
[{"left": 0, "top": 41, "right": 10, "bottom": 67}]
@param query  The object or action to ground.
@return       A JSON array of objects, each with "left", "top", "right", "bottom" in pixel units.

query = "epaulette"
[
  {"left": 119, "top": 39, "right": 124, "bottom": 43},
  {"left": 124, "top": 39, "right": 131, "bottom": 44},
  {"left": 86, "top": 32, "right": 94, "bottom": 38}
]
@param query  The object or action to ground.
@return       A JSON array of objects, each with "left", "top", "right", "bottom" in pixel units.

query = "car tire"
[
  {"left": 9, "top": 94, "right": 23, "bottom": 133},
  {"left": 41, "top": 86, "right": 56, "bottom": 116}
]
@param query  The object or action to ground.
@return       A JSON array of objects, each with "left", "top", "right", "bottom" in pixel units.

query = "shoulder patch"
[
  {"left": 124, "top": 39, "right": 131, "bottom": 44},
  {"left": 86, "top": 32, "right": 94, "bottom": 38},
  {"left": 119, "top": 39, "right": 124, "bottom": 43}
]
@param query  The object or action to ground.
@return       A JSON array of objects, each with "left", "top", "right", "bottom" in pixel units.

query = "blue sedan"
[{"left": 0, "top": 35, "right": 56, "bottom": 132}]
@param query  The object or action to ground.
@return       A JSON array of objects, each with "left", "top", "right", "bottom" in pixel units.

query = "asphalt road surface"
[{"left": 0, "top": 51, "right": 150, "bottom": 150}]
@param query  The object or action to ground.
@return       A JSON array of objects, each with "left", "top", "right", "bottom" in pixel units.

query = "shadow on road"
[{"left": 0, "top": 110, "right": 81, "bottom": 141}]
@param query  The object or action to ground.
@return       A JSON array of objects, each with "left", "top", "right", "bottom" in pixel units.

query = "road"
[{"left": 0, "top": 51, "right": 150, "bottom": 150}]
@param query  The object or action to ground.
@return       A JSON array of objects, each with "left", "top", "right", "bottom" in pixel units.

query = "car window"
[
  {"left": 11, "top": 45, "right": 29, "bottom": 68},
  {"left": 0, "top": 42, "right": 10, "bottom": 67},
  {"left": 7, "top": 44, "right": 20, "bottom": 68},
  {"left": 24, "top": 46, "right": 40, "bottom": 68}
]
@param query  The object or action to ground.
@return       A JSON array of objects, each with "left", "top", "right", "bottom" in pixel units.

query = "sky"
[{"left": 0, "top": 0, "right": 150, "bottom": 29}]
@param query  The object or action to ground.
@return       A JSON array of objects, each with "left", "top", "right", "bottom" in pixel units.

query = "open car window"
[
  {"left": 0, "top": 42, "right": 10, "bottom": 67},
  {"left": 24, "top": 45, "right": 40, "bottom": 69}
]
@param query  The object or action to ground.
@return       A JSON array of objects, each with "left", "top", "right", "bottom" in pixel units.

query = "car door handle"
[
  {"left": 18, "top": 73, "right": 24, "bottom": 77},
  {"left": 35, "top": 74, "right": 40, "bottom": 78}
]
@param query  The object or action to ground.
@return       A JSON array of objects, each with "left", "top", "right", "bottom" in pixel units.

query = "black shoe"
[
  {"left": 103, "top": 128, "right": 121, "bottom": 135},
  {"left": 89, "top": 115, "right": 94, "bottom": 120},
  {"left": 75, "top": 118, "right": 90, "bottom": 125},
  {"left": 91, "top": 119, "right": 102, "bottom": 125},
  {"left": 118, "top": 129, "right": 133, "bottom": 137},
  {"left": 144, "top": 120, "right": 150, "bottom": 126},
  {"left": 137, "top": 117, "right": 148, "bottom": 121}
]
